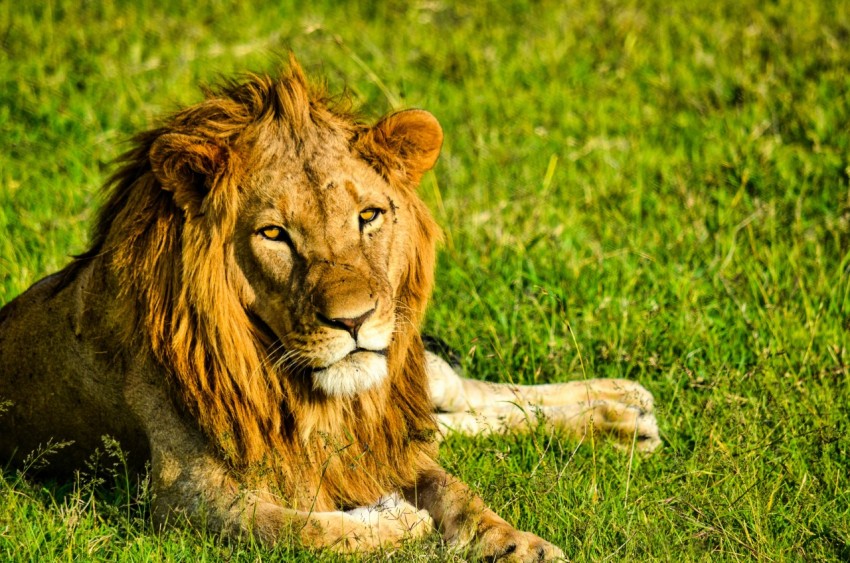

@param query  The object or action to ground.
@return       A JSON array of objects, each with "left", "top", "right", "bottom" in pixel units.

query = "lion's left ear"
[
  {"left": 149, "top": 132, "right": 236, "bottom": 215},
  {"left": 357, "top": 109, "right": 443, "bottom": 187}
]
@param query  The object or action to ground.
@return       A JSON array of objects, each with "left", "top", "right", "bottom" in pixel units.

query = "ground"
[{"left": 1, "top": 0, "right": 849, "bottom": 560}]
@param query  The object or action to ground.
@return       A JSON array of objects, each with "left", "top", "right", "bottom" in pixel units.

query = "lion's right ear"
[{"left": 149, "top": 133, "right": 235, "bottom": 215}]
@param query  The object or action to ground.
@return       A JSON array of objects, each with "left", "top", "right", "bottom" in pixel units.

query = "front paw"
[
  {"left": 476, "top": 524, "right": 564, "bottom": 562},
  {"left": 344, "top": 493, "right": 434, "bottom": 547}
]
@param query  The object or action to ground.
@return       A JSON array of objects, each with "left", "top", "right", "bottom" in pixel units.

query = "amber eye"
[
  {"left": 359, "top": 208, "right": 382, "bottom": 224},
  {"left": 259, "top": 226, "right": 289, "bottom": 242}
]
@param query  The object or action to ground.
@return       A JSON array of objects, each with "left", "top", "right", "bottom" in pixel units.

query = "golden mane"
[{"left": 63, "top": 61, "right": 440, "bottom": 509}]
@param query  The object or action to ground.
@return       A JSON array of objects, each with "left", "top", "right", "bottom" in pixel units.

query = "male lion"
[{"left": 0, "top": 60, "right": 658, "bottom": 560}]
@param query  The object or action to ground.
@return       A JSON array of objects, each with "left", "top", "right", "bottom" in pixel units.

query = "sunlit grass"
[{"left": 1, "top": 0, "right": 848, "bottom": 560}]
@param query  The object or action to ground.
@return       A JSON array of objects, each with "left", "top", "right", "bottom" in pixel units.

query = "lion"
[{"left": 0, "top": 59, "right": 659, "bottom": 560}]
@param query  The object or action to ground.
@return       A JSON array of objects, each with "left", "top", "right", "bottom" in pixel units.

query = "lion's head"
[
  {"left": 148, "top": 75, "right": 442, "bottom": 401},
  {"left": 71, "top": 60, "right": 442, "bottom": 488}
]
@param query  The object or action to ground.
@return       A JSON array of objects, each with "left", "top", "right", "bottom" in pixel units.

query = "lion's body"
[
  {"left": 1, "top": 62, "right": 440, "bottom": 513},
  {"left": 0, "top": 265, "right": 433, "bottom": 511},
  {"left": 0, "top": 270, "right": 149, "bottom": 471},
  {"left": 0, "top": 60, "right": 659, "bottom": 560}
]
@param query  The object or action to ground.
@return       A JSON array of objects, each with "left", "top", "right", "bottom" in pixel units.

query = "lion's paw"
[
  {"left": 577, "top": 378, "right": 655, "bottom": 413},
  {"left": 345, "top": 493, "right": 434, "bottom": 545},
  {"left": 578, "top": 398, "right": 661, "bottom": 452},
  {"left": 476, "top": 525, "right": 565, "bottom": 562},
  {"left": 543, "top": 379, "right": 660, "bottom": 452}
]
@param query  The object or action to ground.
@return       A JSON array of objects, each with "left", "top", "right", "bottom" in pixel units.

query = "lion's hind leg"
[{"left": 425, "top": 351, "right": 661, "bottom": 451}]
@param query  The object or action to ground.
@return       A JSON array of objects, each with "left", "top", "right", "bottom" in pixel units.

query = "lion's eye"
[
  {"left": 259, "top": 226, "right": 289, "bottom": 242},
  {"left": 359, "top": 208, "right": 382, "bottom": 224}
]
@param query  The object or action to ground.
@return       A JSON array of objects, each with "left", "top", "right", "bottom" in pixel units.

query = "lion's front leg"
[
  {"left": 425, "top": 351, "right": 661, "bottom": 451},
  {"left": 225, "top": 492, "right": 433, "bottom": 551},
  {"left": 146, "top": 448, "right": 433, "bottom": 551},
  {"left": 435, "top": 399, "right": 660, "bottom": 452},
  {"left": 343, "top": 493, "right": 434, "bottom": 548},
  {"left": 405, "top": 464, "right": 564, "bottom": 562},
  {"left": 155, "top": 475, "right": 432, "bottom": 551},
  {"left": 426, "top": 350, "right": 655, "bottom": 411},
  {"left": 125, "top": 370, "right": 430, "bottom": 552}
]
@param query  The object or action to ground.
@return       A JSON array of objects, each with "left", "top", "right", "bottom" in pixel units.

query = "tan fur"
[
  {"left": 0, "top": 58, "right": 566, "bottom": 560},
  {"left": 426, "top": 352, "right": 661, "bottom": 451}
]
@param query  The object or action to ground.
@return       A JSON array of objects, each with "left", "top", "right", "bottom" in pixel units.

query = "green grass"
[{"left": 2, "top": 0, "right": 849, "bottom": 560}]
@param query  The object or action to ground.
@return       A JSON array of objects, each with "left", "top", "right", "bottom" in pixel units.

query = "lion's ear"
[
  {"left": 149, "top": 133, "right": 234, "bottom": 214},
  {"left": 359, "top": 109, "right": 443, "bottom": 186}
]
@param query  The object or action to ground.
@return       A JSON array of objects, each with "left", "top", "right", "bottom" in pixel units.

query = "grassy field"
[{"left": 2, "top": 0, "right": 849, "bottom": 560}]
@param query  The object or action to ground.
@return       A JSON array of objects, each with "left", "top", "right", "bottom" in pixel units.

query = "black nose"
[{"left": 316, "top": 308, "right": 375, "bottom": 340}]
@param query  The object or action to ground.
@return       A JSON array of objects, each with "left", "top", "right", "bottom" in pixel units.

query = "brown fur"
[
  {"left": 0, "top": 58, "right": 563, "bottom": 560},
  {"left": 58, "top": 61, "right": 439, "bottom": 509}
]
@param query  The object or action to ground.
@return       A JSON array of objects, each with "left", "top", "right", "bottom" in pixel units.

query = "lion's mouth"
[
  {"left": 313, "top": 348, "right": 388, "bottom": 373},
  {"left": 310, "top": 348, "right": 390, "bottom": 397},
  {"left": 351, "top": 347, "right": 388, "bottom": 358}
]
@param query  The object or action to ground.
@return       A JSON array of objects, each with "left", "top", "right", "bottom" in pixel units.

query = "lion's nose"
[{"left": 316, "top": 307, "right": 375, "bottom": 341}]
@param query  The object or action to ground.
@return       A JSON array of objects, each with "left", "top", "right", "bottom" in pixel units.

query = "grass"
[{"left": 1, "top": 0, "right": 849, "bottom": 560}]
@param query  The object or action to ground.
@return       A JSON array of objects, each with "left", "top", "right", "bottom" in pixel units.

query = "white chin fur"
[{"left": 312, "top": 352, "right": 388, "bottom": 398}]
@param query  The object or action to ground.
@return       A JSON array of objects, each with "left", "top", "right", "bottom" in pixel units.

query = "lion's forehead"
[
  {"left": 246, "top": 129, "right": 368, "bottom": 188},
  {"left": 246, "top": 157, "right": 393, "bottom": 226}
]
